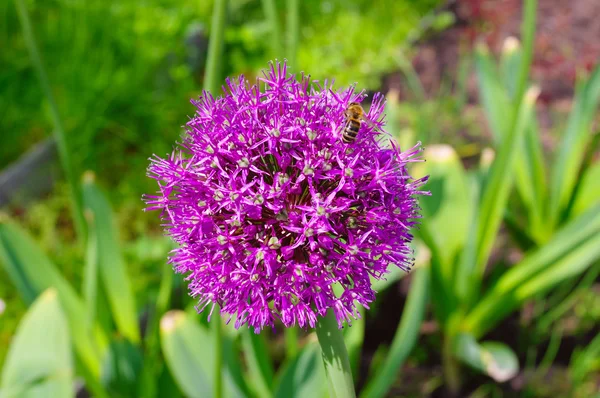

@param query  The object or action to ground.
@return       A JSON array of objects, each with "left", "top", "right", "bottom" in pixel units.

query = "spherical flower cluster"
[{"left": 145, "top": 61, "right": 428, "bottom": 332}]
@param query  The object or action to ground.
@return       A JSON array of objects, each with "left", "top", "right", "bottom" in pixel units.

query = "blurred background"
[{"left": 1, "top": 0, "right": 599, "bottom": 397}]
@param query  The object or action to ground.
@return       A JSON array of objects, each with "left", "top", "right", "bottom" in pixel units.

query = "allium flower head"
[{"left": 145, "top": 61, "right": 427, "bottom": 332}]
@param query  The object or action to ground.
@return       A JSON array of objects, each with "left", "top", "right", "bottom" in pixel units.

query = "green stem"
[
  {"left": 83, "top": 212, "right": 98, "bottom": 332},
  {"left": 214, "top": 313, "right": 223, "bottom": 398},
  {"left": 442, "top": 333, "right": 461, "bottom": 395},
  {"left": 262, "top": 0, "right": 284, "bottom": 58},
  {"left": 441, "top": 311, "right": 463, "bottom": 396},
  {"left": 14, "top": 0, "right": 86, "bottom": 244},
  {"left": 284, "top": 326, "right": 299, "bottom": 359},
  {"left": 286, "top": 0, "right": 299, "bottom": 68},
  {"left": 315, "top": 310, "right": 356, "bottom": 398},
  {"left": 203, "top": 2, "right": 228, "bottom": 396},
  {"left": 138, "top": 260, "right": 174, "bottom": 397},
  {"left": 204, "top": 0, "right": 228, "bottom": 94}
]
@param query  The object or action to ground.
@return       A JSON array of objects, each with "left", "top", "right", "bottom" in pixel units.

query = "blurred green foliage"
[
  {"left": 1, "top": 0, "right": 441, "bottom": 199},
  {"left": 297, "top": 0, "right": 440, "bottom": 87}
]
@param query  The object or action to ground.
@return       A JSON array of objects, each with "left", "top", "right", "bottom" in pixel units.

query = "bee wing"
[{"left": 360, "top": 113, "right": 378, "bottom": 130}]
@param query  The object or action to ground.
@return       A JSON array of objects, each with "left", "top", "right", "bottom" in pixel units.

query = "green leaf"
[
  {"left": 549, "top": 64, "right": 600, "bottom": 226},
  {"left": 1, "top": 289, "right": 73, "bottom": 398},
  {"left": 520, "top": 114, "right": 548, "bottom": 241},
  {"left": 360, "top": 263, "right": 430, "bottom": 398},
  {"left": 100, "top": 339, "right": 144, "bottom": 397},
  {"left": 159, "top": 311, "right": 245, "bottom": 398},
  {"left": 476, "top": 42, "right": 546, "bottom": 241},
  {"left": 471, "top": 86, "right": 540, "bottom": 299},
  {"left": 475, "top": 44, "right": 511, "bottom": 143},
  {"left": 0, "top": 220, "right": 106, "bottom": 378},
  {"left": 490, "top": 204, "right": 600, "bottom": 294},
  {"left": 315, "top": 310, "right": 356, "bottom": 398},
  {"left": 82, "top": 175, "right": 140, "bottom": 343},
  {"left": 274, "top": 341, "right": 328, "bottom": 398},
  {"left": 344, "top": 307, "right": 365, "bottom": 380},
  {"left": 499, "top": 37, "right": 522, "bottom": 99},
  {"left": 413, "top": 145, "right": 472, "bottom": 267},
  {"left": 466, "top": 204, "right": 600, "bottom": 336},
  {"left": 515, "top": 231, "right": 600, "bottom": 298},
  {"left": 413, "top": 145, "right": 469, "bottom": 320},
  {"left": 454, "top": 333, "right": 519, "bottom": 382}
]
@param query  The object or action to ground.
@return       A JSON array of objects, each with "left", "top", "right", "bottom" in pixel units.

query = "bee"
[{"left": 342, "top": 102, "right": 365, "bottom": 144}]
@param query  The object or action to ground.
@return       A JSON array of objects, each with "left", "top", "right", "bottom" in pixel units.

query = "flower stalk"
[
  {"left": 213, "top": 311, "right": 223, "bottom": 398},
  {"left": 316, "top": 309, "right": 356, "bottom": 398},
  {"left": 203, "top": 2, "right": 228, "bottom": 396}
]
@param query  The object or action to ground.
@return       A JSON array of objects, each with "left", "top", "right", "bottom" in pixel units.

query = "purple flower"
[{"left": 145, "top": 61, "right": 428, "bottom": 332}]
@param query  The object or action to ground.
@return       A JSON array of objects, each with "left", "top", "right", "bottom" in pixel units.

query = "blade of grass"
[
  {"left": 14, "top": 0, "right": 85, "bottom": 244},
  {"left": 203, "top": 0, "right": 228, "bottom": 94},
  {"left": 82, "top": 175, "right": 139, "bottom": 343},
  {"left": 286, "top": 0, "right": 299, "bottom": 68},
  {"left": 360, "top": 263, "right": 430, "bottom": 398},
  {"left": 262, "top": 0, "right": 284, "bottom": 59}
]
